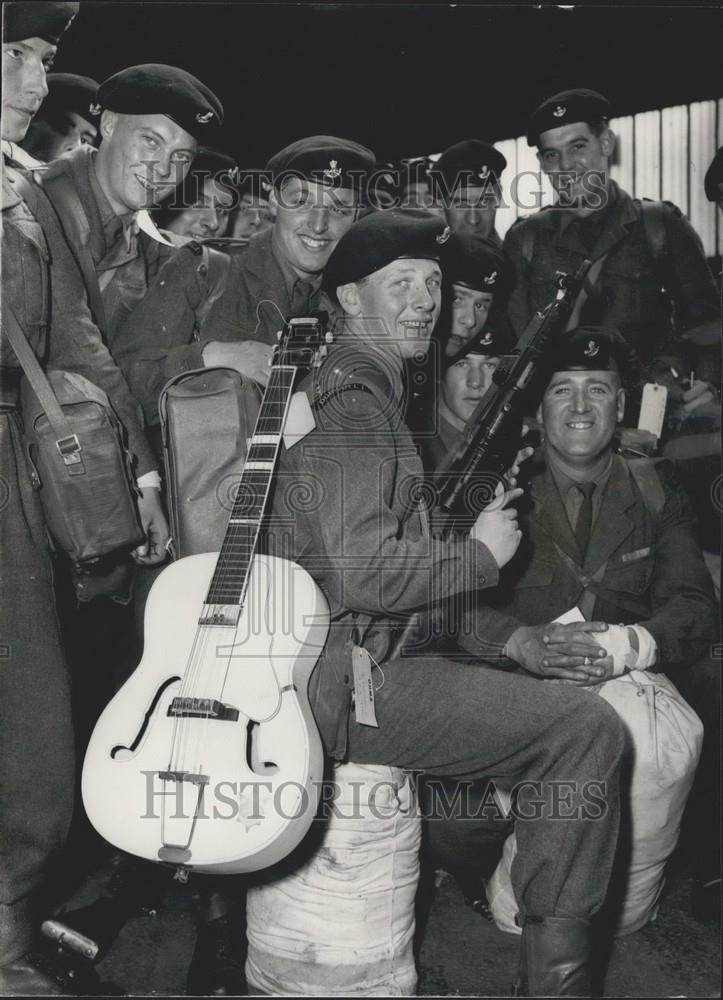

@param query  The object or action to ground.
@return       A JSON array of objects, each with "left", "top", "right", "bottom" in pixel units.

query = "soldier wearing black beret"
[
  {"left": 21, "top": 72, "right": 99, "bottom": 162},
  {"left": 228, "top": 169, "right": 274, "bottom": 240},
  {"left": 430, "top": 139, "right": 508, "bottom": 244},
  {"left": 266, "top": 206, "right": 627, "bottom": 999},
  {"left": 155, "top": 147, "right": 238, "bottom": 241},
  {"left": 439, "top": 232, "right": 510, "bottom": 357},
  {"left": 503, "top": 86, "right": 720, "bottom": 459}
]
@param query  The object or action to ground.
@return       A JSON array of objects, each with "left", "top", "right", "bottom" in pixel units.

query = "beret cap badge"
[
  {"left": 553, "top": 105, "right": 567, "bottom": 118},
  {"left": 436, "top": 225, "right": 451, "bottom": 245},
  {"left": 584, "top": 339, "right": 600, "bottom": 358},
  {"left": 195, "top": 110, "right": 214, "bottom": 124},
  {"left": 324, "top": 159, "right": 342, "bottom": 180},
  {"left": 89, "top": 102, "right": 102, "bottom": 116},
  {"left": 481, "top": 331, "right": 494, "bottom": 346},
  {"left": 484, "top": 270, "right": 497, "bottom": 285}
]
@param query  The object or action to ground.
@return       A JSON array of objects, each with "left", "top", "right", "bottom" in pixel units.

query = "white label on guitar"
[
  {"left": 283, "top": 391, "right": 316, "bottom": 449},
  {"left": 352, "top": 645, "right": 378, "bottom": 727},
  {"left": 638, "top": 382, "right": 667, "bottom": 439}
]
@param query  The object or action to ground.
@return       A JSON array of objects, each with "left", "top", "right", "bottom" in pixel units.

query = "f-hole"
[{"left": 246, "top": 720, "right": 279, "bottom": 776}]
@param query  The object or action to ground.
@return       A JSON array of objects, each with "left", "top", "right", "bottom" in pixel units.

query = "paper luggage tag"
[
  {"left": 283, "top": 391, "right": 316, "bottom": 449},
  {"left": 637, "top": 382, "right": 668, "bottom": 440},
  {"left": 352, "top": 645, "right": 378, "bottom": 727},
  {"left": 553, "top": 607, "right": 586, "bottom": 624}
]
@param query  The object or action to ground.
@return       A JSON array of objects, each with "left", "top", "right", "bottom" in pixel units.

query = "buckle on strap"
[{"left": 56, "top": 433, "right": 82, "bottom": 465}]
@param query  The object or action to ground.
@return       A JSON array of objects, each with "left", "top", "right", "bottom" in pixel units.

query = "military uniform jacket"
[
  {"left": 265, "top": 340, "right": 500, "bottom": 759},
  {"left": 461, "top": 455, "right": 717, "bottom": 669},
  {"left": 1, "top": 160, "right": 155, "bottom": 476},
  {"left": 202, "top": 227, "right": 339, "bottom": 346},
  {"left": 503, "top": 182, "right": 720, "bottom": 376}
]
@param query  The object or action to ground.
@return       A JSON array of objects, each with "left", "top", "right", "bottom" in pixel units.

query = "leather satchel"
[{"left": 6, "top": 304, "right": 145, "bottom": 565}]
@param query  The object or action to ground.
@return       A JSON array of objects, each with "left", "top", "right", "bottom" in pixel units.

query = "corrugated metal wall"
[{"left": 494, "top": 98, "right": 722, "bottom": 257}]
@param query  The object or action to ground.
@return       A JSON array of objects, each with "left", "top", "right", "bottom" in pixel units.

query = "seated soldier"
[
  {"left": 265, "top": 209, "right": 627, "bottom": 997},
  {"left": 154, "top": 147, "right": 236, "bottom": 241},
  {"left": 446, "top": 328, "right": 717, "bottom": 931},
  {"left": 20, "top": 71, "right": 98, "bottom": 162}
]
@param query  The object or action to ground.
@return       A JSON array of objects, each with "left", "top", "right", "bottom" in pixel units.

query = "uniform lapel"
[
  {"left": 529, "top": 467, "right": 581, "bottom": 564},
  {"left": 583, "top": 455, "right": 636, "bottom": 572},
  {"left": 586, "top": 182, "right": 638, "bottom": 262},
  {"left": 243, "top": 228, "right": 292, "bottom": 316}
]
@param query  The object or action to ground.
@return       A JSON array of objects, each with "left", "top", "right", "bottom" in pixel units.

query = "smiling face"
[
  {"left": 94, "top": 111, "right": 197, "bottom": 215},
  {"left": 446, "top": 283, "right": 494, "bottom": 357},
  {"left": 165, "top": 177, "right": 234, "bottom": 239},
  {"left": 537, "top": 121, "right": 614, "bottom": 212},
  {"left": 271, "top": 177, "right": 357, "bottom": 279},
  {"left": 441, "top": 353, "right": 500, "bottom": 430},
  {"left": 2, "top": 37, "right": 55, "bottom": 142},
  {"left": 540, "top": 368, "right": 625, "bottom": 475},
  {"left": 341, "top": 258, "right": 442, "bottom": 360}
]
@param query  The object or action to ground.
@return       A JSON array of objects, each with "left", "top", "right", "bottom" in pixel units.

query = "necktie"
[
  {"left": 291, "top": 279, "right": 315, "bottom": 317},
  {"left": 574, "top": 481, "right": 596, "bottom": 557}
]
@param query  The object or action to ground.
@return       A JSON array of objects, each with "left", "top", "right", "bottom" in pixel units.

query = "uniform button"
[
  {"left": 343, "top": 674, "right": 350, "bottom": 684},
  {"left": 478, "top": 574, "right": 486, "bottom": 585}
]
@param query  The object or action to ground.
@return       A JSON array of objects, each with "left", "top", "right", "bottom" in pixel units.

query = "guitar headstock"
[{"left": 275, "top": 313, "right": 333, "bottom": 371}]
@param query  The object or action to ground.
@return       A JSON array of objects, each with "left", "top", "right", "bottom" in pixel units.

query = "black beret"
[
  {"left": 551, "top": 326, "right": 633, "bottom": 375},
  {"left": 3, "top": 1, "right": 78, "bottom": 43},
  {"left": 441, "top": 233, "right": 507, "bottom": 295},
  {"left": 444, "top": 325, "right": 516, "bottom": 368},
  {"left": 95, "top": 64, "right": 224, "bottom": 141},
  {"left": 189, "top": 147, "right": 237, "bottom": 179},
  {"left": 527, "top": 89, "right": 611, "bottom": 147},
  {"left": 41, "top": 73, "right": 98, "bottom": 125},
  {"left": 266, "top": 135, "right": 376, "bottom": 192},
  {"left": 704, "top": 146, "right": 723, "bottom": 202},
  {"left": 323, "top": 208, "right": 448, "bottom": 295},
  {"left": 432, "top": 140, "right": 507, "bottom": 191}
]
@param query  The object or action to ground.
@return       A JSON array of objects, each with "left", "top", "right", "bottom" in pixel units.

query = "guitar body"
[{"left": 82, "top": 552, "right": 328, "bottom": 874}]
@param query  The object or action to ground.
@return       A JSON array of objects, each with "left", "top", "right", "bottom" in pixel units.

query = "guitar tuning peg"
[{"left": 325, "top": 331, "right": 334, "bottom": 344}]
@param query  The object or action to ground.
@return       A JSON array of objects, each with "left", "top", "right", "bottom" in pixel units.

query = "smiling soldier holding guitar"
[{"left": 263, "top": 209, "right": 627, "bottom": 998}]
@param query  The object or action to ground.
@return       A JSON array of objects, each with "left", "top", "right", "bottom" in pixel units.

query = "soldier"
[
  {"left": 228, "top": 169, "right": 274, "bottom": 240},
  {"left": 431, "top": 139, "right": 508, "bottom": 244},
  {"left": 20, "top": 71, "right": 98, "bottom": 162},
  {"left": 155, "top": 147, "right": 237, "bottom": 241},
  {"left": 202, "top": 134, "right": 377, "bottom": 346},
  {"left": 1, "top": 3, "right": 165, "bottom": 991},
  {"left": 439, "top": 231, "right": 510, "bottom": 357},
  {"left": 504, "top": 89, "right": 720, "bottom": 418},
  {"left": 266, "top": 209, "right": 626, "bottom": 996}
]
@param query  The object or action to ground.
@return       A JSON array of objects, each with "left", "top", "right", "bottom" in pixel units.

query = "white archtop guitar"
[{"left": 82, "top": 318, "right": 329, "bottom": 875}]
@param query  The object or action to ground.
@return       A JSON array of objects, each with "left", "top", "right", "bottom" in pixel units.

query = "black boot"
[
  {"left": 515, "top": 916, "right": 592, "bottom": 997},
  {"left": 186, "top": 890, "right": 246, "bottom": 996}
]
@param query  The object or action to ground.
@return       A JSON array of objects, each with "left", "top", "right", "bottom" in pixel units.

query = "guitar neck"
[{"left": 201, "top": 365, "right": 297, "bottom": 622}]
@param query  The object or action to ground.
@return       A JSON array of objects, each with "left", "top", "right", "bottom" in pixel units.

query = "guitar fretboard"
[{"left": 204, "top": 366, "right": 296, "bottom": 608}]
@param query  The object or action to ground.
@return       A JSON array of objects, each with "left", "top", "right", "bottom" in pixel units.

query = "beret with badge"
[
  {"left": 94, "top": 64, "right": 224, "bottom": 142},
  {"left": 551, "top": 326, "right": 636, "bottom": 376},
  {"left": 443, "top": 325, "right": 516, "bottom": 369},
  {"left": 527, "top": 88, "right": 611, "bottom": 147},
  {"left": 441, "top": 232, "right": 508, "bottom": 296},
  {"left": 41, "top": 73, "right": 99, "bottom": 127},
  {"left": 3, "top": 1, "right": 78, "bottom": 43},
  {"left": 323, "top": 208, "right": 448, "bottom": 296},
  {"left": 266, "top": 135, "right": 376, "bottom": 193},
  {"left": 431, "top": 139, "right": 507, "bottom": 192}
]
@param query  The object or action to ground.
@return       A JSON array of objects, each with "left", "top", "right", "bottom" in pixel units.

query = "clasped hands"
[{"left": 505, "top": 621, "right": 615, "bottom": 686}]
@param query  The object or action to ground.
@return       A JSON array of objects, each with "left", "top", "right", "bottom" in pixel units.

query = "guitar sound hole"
[
  {"left": 111, "top": 677, "right": 180, "bottom": 760},
  {"left": 246, "top": 720, "right": 279, "bottom": 776}
]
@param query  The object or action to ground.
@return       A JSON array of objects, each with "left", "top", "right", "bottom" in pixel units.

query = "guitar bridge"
[{"left": 167, "top": 697, "right": 239, "bottom": 722}]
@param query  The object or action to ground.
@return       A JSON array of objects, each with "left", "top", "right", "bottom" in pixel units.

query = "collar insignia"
[
  {"left": 89, "top": 103, "right": 101, "bottom": 116},
  {"left": 324, "top": 159, "right": 342, "bottom": 180},
  {"left": 584, "top": 339, "right": 600, "bottom": 358},
  {"left": 481, "top": 331, "right": 494, "bottom": 345},
  {"left": 196, "top": 110, "right": 214, "bottom": 124},
  {"left": 552, "top": 105, "right": 567, "bottom": 118},
  {"left": 436, "top": 225, "right": 451, "bottom": 245},
  {"left": 484, "top": 270, "right": 497, "bottom": 285}
]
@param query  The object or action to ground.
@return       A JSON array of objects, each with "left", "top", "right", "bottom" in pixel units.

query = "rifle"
[{"left": 434, "top": 260, "right": 592, "bottom": 529}]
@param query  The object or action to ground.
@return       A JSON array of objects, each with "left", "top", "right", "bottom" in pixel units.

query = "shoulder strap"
[
  {"left": 639, "top": 200, "right": 670, "bottom": 261},
  {"left": 626, "top": 457, "right": 666, "bottom": 516},
  {"left": 44, "top": 172, "right": 108, "bottom": 332},
  {"left": 4, "top": 303, "right": 80, "bottom": 461}
]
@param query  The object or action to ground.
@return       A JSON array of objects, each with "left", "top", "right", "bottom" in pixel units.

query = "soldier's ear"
[
  {"left": 616, "top": 387, "right": 626, "bottom": 422},
  {"left": 600, "top": 128, "right": 616, "bottom": 159},
  {"left": 337, "top": 281, "right": 362, "bottom": 315},
  {"left": 268, "top": 187, "right": 279, "bottom": 214},
  {"left": 99, "top": 110, "right": 117, "bottom": 141}
]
